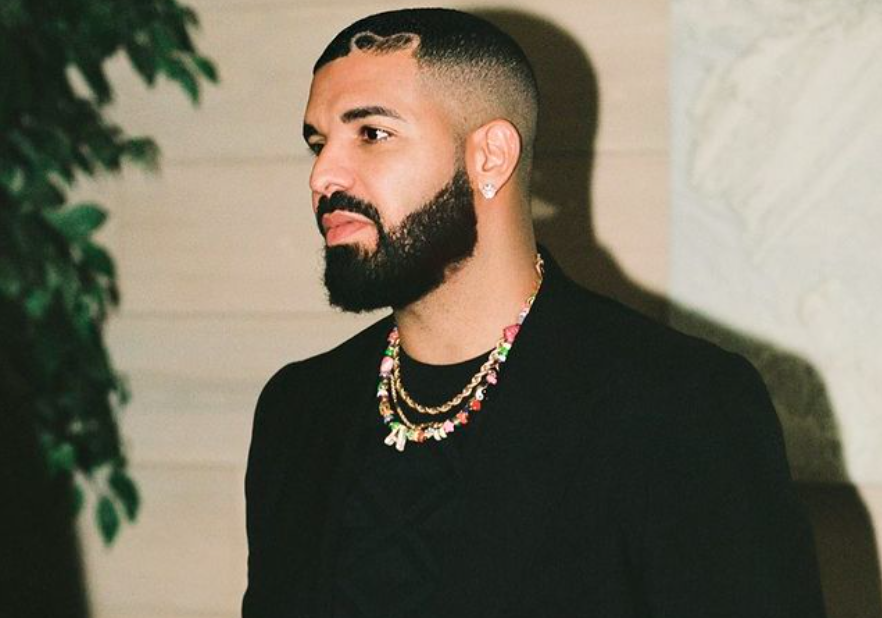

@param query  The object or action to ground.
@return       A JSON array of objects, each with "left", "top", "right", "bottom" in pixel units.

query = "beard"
[{"left": 316, "top": 166, "right": 477, "bottom": 312}]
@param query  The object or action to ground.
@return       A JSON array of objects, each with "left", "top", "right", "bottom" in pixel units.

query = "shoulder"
[
  {"left": 247, "top": 313, "right": 393, "bottom": 456},
  {"left": 537, "top": 271, "right": 780, "bottom": 453},
  {"left": 548, "top": 272, "right": 758, "bottom": 394},
  {"left": 557, "top": 284, "right": 785, "bottom": 469},
  {"left": 244, "top": 313, "right": 394, "bottom": 513}
]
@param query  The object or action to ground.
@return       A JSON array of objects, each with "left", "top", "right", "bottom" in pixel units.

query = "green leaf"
[
  {"left": 82, "top": 242, "right": 116, "bottom": 278},
  {"left": 72, "top": 482, "right": 85, "bottom": 517},
  {"left": 24, "top": 287, "right": 53, "bottom": 319},
  {"left": 84, "top": 126, "right": 125, "bottom": 171},
  {"left": 179, "top": 6, "right": 200, "bottom": 28},
  {"left": 72, "top": 146, "right": 96, "bottom": 176},
  {"left": 0, "top": 259, "right": 22, "bottom": 298},
  {"left": 97, "top": 496, "right": 120, "bottom": 545},
  {"left": 109, "top": 468, "right": 140, "bottom": 521},
  {"left": 76, "top": 60, "right": 113, "bottom": 105},
  {"left": 116, "top": 374, "right": 131, "bottom": 406},
  {"left": 124, "top": 42, "right": 158, "bottom": 85},
  {"left": 0, "top": 1, "right": 28, "bottom": 27},
  {"left": 24, "top": 178, "right": 67, "bottom": 208},
  {"left": 0, "top": 165, "right": 25, "bottom": 195},
  {"left": 49, "top": 442, "right": 77, "bottom": 475},
  {"left": 122, "top": 137, "right": 160, "bottom": 171},
  {"left": 192, "top": 55, "right": 218, "bottom": 83},
  {"left": 43, "top": 203, "right": 107, "bottom": 242},
  {"left": 162, "top": 57, "right": 200, "bottom": 104},
  {"left": 150, "top": 23, "right": 178, "bottom": 55},
  {"left": 8, "top": 130, "right": 42, "bottom": 167}
]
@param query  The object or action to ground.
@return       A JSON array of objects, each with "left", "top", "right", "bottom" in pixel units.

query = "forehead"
[{"left": 305, "top": 50, "right": 445, "bottom": 126}]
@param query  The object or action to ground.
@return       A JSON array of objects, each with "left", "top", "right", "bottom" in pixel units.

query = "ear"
[{"left": 465, "top": 119, "right": 522, "bottom": 200}]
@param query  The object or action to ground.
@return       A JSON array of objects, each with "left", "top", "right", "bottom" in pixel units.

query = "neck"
[{"left": 393, "top": 222, "right": 538, "bottom": 365}]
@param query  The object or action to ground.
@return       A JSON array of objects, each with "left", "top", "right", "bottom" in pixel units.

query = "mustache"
[{"left": 315, "top": 192, "right": 382, "bottom": 236}]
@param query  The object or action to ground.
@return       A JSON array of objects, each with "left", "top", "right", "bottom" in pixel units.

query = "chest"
[{"left": 265, "top": 402, "right": 645, "bottom": 618}]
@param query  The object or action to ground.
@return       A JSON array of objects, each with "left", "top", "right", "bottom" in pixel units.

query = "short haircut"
[{"left": 314, "top": 8, "right": 539, "bottom": 182}]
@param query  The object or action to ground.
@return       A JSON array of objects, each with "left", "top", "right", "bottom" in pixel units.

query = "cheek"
[
  {"left": 351, "top": 111, "right": 459, "bottom": 219},
  {"left": 369, "top": 152, "right": 457, "bottom": 225},
  {"left": 357, "top": 159, "right": 419, "bottom": 225}
]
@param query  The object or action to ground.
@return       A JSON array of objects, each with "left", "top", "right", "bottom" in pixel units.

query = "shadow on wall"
[{"left": 475, "top": 8, "right": 882, "bottom": 618}]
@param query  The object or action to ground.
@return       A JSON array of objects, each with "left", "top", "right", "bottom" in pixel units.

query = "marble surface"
[{"left": 671, "top": 0, "right": 882, "bottom": 483}]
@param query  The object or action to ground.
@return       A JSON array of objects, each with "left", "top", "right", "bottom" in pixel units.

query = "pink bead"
[
  {"left": 486, "top": 371, "right": 498, "bottom": 385},
  {"left": 443, "top": 420, "right": 455, "bottom": 433},
  {"left": 380, "top": 356, "right": 394, "bottom": 375},
  {"left": 503, "top": 324, "right": 520, "bottom": 343}
]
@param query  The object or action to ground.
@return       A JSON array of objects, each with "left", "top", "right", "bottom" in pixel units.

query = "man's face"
[{"left": 303, "top": 50, "right": 477, "bottom": 311}]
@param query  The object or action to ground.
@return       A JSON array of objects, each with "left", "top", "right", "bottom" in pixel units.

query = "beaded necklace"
[{"left": 376, "top": 254, "right": 544, "bottom": 451}]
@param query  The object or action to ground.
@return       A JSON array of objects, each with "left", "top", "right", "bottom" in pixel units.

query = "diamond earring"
[{"left": 480, "top": 182, "right": 497, "bottom": 199}]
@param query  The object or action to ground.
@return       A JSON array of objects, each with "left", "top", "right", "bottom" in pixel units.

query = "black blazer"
[{"left": 243, "top": 253, "right": 826, "bottom": 618}]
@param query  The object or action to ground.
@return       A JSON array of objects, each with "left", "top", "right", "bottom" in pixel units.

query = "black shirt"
[{"left": 331, "top": 346, "right": 491, "bottom": 617}]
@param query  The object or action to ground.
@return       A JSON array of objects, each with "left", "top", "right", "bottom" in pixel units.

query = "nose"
[{"left": 309, "top": 143, "right": 356, "bottom": 208}]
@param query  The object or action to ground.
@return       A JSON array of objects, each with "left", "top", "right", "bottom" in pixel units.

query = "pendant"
[{"left": 384, "top": 424, "right": 408, "bottom": 452}]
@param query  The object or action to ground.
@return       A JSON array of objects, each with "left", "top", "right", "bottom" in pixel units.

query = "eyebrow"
[
  {"left": 303, "top": 105, "right": 405, "bottom": 142},
  {"left": 341, "top": 105, "right": 404, "bottom": 123}
]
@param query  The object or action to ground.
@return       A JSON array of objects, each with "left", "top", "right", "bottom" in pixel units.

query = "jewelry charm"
[
  {"left": 375, "top": 253, "right": 544, "bottom": 451},
  {"left": 480, "top": 182, "right": 497, "bottom": 199}
]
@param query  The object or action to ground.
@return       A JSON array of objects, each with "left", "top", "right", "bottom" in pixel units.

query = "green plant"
[{"left": 0, "top": 0, "right": 217, "bottom": 544}]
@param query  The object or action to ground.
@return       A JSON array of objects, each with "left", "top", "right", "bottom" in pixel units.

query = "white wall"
[{"left": 671, "top": 1, "right": 882, "bottom": 613}]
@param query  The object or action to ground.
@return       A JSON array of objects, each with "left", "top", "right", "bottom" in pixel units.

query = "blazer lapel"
[
  {"left": 267, "top": 316, "right": 392, "bottom": 616},
  {"left": 312, "top": 318, "right": 395, "bottom": 616},
  {"left": 433, "top": 254, "right": 616, "bottom": 617}
]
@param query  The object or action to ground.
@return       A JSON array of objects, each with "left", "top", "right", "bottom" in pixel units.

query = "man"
[{"left": 243, "top": 8, "right": 826, "bottom": 618}]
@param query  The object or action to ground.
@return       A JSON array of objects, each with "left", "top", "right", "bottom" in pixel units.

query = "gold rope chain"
[
  {"left": 391, "top": 345, "right": 497, "bottom": 416},
  {"left": 390, "top": 254, "right": 544, "bottom": 417},
  {"left": 389, "top": 372, "right": 444, "bottom": 431}
]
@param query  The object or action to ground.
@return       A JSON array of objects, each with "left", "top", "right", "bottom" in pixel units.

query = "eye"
[
  {"left": 307, "top": 142, "right": 324, "bottom": 156},
  {"left": 360, "top": 126, "right": 392, "bottom": 144}
]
